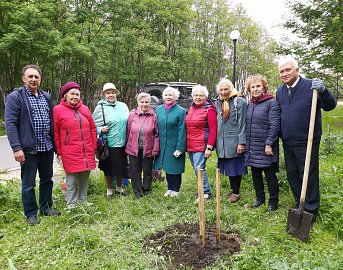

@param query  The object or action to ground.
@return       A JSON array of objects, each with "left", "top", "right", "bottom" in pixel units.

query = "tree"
[{"left": 279, "top": 0, "right": 343, "bottom": 98}]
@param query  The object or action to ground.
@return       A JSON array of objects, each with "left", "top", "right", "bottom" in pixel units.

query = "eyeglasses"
[{"left": 193, "top": 94, "right": 205, "bottom": 97}]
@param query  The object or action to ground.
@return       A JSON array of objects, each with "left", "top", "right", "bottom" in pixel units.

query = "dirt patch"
[{"left": 144, "top": 223, "right": 241, "bottom": 269}]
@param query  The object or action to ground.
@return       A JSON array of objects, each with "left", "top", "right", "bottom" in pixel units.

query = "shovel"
[{"left": 286, "top": 89, "right": 317, "bottom": 242}]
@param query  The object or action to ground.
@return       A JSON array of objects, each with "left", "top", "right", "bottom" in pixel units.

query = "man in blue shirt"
[
  {"left": 276, "top": 56, "right": 336, "bottom": 222},
  {"left": 5, "top": 64, "right": 61, "bottom": 225}
]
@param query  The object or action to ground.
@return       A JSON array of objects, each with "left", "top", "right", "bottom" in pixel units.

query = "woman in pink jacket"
[
  {"left": 53, "top": 82, "right": 97, "bottom": 209},
  {"left": 125, "top": 93, "right": 159, "bottom": 198}
]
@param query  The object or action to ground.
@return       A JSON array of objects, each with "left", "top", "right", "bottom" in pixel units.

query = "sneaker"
[
  {"left": 65, "top": 204, "right": 76, "bottom": 210},
  {"left": 80, "top": 201, "right": 93, "bottom": 207},
  {"left": 27, "top": 216, "right": 38, "bottom": 225},
  {"left": 164, "top": 190, "right": 172, "bottom": 197},
  {"left": 170, "top": 191, "right": 179, "bottom": 197},
  {"left": 40, "top": 209, "right": 61, "bottom": 216},
  {"left": 228, "top": 193, "right": 240, "bottom": 203},
  {"left": 116, "top": 190, "right": 129, "bottom": 196},
  {"left": 194, "top": 193, "right": 211, "bottom": 204}
]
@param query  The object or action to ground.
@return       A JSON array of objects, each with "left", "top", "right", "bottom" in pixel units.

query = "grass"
[{"left": 0, "top": 106, "right": 342, "bottom": 269}]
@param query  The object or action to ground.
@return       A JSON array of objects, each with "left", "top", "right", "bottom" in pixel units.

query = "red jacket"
[
  {"left": 53, "top": 99, "right": 97, "bottom": 173},
  {"left": 185, "top": 100, "right": 217, "bottom": 152},
  {"left": 125, "top": 107, "right": 159, "bottom": 157}
]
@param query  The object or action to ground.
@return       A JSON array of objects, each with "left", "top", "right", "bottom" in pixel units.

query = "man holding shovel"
[{"left": 276, "top": 56, "right": 336, "bottom": 222}]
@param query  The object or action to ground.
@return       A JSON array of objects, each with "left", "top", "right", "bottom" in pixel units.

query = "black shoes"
[
  {"left": 268, "top": 204, "right": 278, "bottom": 211},
  {"left": 116, "top": 190, "right": 129, "bottom": 196},
  {"left": 0, "top": 233, "right": 4, "bottom": 239},
  {"left": 27, "top": 216, "right": 38, "bottom": 225},
  {"left": 252, "top": 200, "right": 265, "bottom": 208},
  {"left": 40, "top": 209, "right": 61, "bottom": 216}
]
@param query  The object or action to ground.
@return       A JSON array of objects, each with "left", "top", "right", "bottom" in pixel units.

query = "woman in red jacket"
[
  {"left": 53, "top": 82, "right": 97, "bottom": 209},
  {"left": 185, "top": 85, "right": 217, "bottom": 204},
  {"left": 125, "top": 93, "right": 159, "bottom": 198}
]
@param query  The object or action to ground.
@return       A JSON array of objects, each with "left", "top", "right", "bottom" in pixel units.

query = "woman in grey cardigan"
[
  {"left": 215, "top": 78, "right": 247, "bottom": 203},
  {"left": 245, "top": 74, "right": 280, "bottom": 211}
]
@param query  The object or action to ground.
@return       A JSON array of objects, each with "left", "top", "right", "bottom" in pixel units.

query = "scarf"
[
  {"left": 220, "top": 88, "right": 240, "bottom": 122},
  {"left": 250, "top": 91, "right": 274, "bottom": 104}
]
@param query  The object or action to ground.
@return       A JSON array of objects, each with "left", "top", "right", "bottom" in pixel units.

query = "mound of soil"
[{"left": 144, "top": 223, "right": 241, "bottom": 269}]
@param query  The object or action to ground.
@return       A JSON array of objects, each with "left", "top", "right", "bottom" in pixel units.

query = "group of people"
[{"left": 5, "top": 55, "right": 336, "bottom": 225}]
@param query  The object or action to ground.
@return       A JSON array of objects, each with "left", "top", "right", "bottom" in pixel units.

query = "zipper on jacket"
[{"left": 64, "top": 129, "right": 70, "bottom": 145}]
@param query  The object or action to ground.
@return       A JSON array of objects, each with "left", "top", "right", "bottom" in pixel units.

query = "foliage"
[
  {"left": 278, "top": 0, "right": 343, "bottom": 99},
  {"left": 0, "top": 0, "right": 280, "bottom": 117}
]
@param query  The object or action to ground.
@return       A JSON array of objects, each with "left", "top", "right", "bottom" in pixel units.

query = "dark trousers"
[
  {"left": 251, "top": 163, "right": 279, "bottom": 207},
  {"left": 229, "top": 175, "right": 242, "bottom": 195},
  {"left": 21, "top": 149, "right": 54, "bottom": 217},
  {"left": 129, "top": 150, "right": 153, "bottom": 196},
  {"left": 283, "top": 142, "right": 320, "bottom": 214},
  {"left": 166, "top": 173, "right": 182, "bottom": 192}
]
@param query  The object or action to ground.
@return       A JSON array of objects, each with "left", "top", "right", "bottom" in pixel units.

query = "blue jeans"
[
  {"left": 21, "top": 149, "right": 54, "bottom": 217},
  {"left": 189, "top": 152, "right": 211, "bottom": 194}
]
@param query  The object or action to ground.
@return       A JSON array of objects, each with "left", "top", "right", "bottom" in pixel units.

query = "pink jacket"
[
  {"left": 53, "top": 99, "right": 97, "bottom": 173},
  {"left": 125, "top": 107, "right": 159, "bottom": 157}
]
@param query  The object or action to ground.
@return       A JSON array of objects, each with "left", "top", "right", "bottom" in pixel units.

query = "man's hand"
[
  {"left": 311, "top": 78, "right": 325, "bottom": 93},
  {"left": 14, "top": 150, "right": 25, "bottom": 164}
]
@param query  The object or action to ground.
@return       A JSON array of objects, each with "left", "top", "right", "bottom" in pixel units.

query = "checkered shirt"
[{"left": 25, "top": 87, "right": 53, "bottom": 152}]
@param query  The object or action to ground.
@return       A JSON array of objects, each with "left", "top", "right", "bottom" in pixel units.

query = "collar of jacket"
[
  {"left": 60, "top": 98, "right": 83, "bottom": 108},
  {"left": 135, "top": 107, "right": 155, "bottom": 115}
]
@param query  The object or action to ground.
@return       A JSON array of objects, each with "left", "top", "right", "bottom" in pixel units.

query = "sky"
[{"left": 231, "top": 0, "right": 295, "bottom": 41}]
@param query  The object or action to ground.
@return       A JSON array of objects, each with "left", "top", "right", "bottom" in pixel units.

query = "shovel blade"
[{"left": 286, "top": 208, "right": 313, "bottom": 242}]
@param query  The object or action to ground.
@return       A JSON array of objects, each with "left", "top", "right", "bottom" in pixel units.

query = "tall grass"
[{"left": 0, "top": 105, "right": 342, "bottom": 269}]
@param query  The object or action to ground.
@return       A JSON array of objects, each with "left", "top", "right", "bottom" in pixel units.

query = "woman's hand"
[
  {"left": 265, "top": 145, "right": 273, "bottom": 156},
  {"left": 237, "top": 144, "right": 245, "bottom": 155},
  {"left": 101, "top": 126, "right": 109, "bottom": 133},
  {"left": 204, "top": 149, "right": 212, "bottom": 158}
]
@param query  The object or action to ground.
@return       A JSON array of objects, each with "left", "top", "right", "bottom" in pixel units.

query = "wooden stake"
[
  {"left": 216, "top": 168, "right": 221, "bottom": 245},
  {"left": 197, "top": 166, "right": 206, "bottom": 247}
]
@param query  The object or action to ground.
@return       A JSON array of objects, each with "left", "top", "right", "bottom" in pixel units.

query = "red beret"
[{"left": 60, "top": 82, "right": 80, "bottom": 97}]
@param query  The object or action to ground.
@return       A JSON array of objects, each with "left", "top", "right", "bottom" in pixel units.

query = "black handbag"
[{"left": 96, "top": 104, "right": 109, "bottom": 161}]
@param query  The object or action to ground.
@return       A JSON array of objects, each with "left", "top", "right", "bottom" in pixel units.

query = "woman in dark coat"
[
  {"left": 245, "top": 74, "right": 280, "bottom": 211},
  {"left": 153, "top": 87, "right": 186, "bottom": 197}
]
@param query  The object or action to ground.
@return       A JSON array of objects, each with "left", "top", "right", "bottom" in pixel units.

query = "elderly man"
[
  {"left": 276, "top": 56, "right": 336, "bottom": 221},
  {"left": 5, "top": 64, "right": 60, "bottom": 225}
]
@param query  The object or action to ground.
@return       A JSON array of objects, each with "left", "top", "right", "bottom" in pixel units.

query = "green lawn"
[{"left": 0, "top": 106, "right": 342, "bottom": 269}]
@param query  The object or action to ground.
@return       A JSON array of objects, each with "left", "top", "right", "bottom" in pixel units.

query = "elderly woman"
[
  {"left": 215, "top": 78, "right": 247, "bottom": 203},
  {"left": 153, "top": 87, "right": 186, "bottom": 197},
  {"left": 92, "top": 83, "right": 129, "bottom": 199},
  {"left": 245, "top": 74, "right": 280, "bottom": 211},
  {"left": 125, "top": 93, "right": 159, "bottom": 198},
  {"left": 53, "top": 82, "right": 97, "bottom": 209},
  {"left": 185, "top": 85, "right": 217, "bottom": 203}
]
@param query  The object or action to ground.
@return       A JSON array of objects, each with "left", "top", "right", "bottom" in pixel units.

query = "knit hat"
[
  {"left": 102, "top": 83, "right": 119, "bottom": 95},
  {"left": 60, "top": 82, "right": 80, "bottom": 97}
]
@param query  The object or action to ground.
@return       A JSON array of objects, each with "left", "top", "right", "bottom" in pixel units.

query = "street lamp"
[{"left": 229, "top": 30, "right": 240, "bottom": 88}]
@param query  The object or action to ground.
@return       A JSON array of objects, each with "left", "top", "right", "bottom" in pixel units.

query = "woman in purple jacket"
[
  {"left": 125, "top": 93, "right": 159, "bottom": 198},
  {"left": 245, "top": 74, "right": 280, "bottom": 211}
]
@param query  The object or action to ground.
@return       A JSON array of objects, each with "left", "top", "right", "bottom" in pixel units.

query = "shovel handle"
[{"left": 300, "top": 89, "right": 318, "bottom": 204}]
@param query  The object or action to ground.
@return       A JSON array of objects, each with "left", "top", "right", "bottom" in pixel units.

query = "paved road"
[{"left": 0, "top": 136, "right": 20, "bottom": 171}]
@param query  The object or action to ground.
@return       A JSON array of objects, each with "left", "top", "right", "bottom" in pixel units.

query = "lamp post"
[{"left": 229, "top": 30, "right": 240, "bottom": 88}]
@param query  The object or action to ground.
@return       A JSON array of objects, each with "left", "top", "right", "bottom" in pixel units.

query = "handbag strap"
[{"left": 101, "top": 103, "right": 107, "bottom": 126}]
